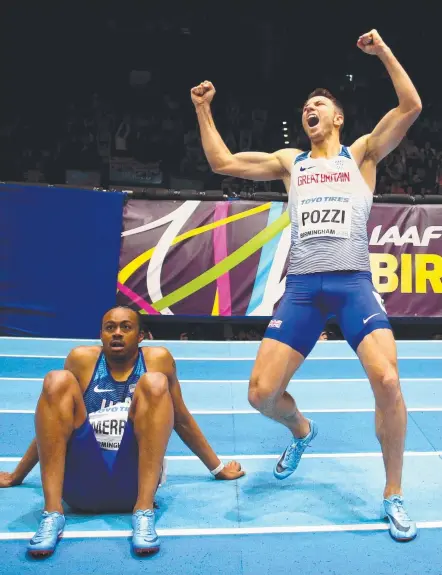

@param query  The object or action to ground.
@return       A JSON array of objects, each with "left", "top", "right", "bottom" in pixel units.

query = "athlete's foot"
[
  {"left": 274, "top": 419, "right": 318, "bottom": 480},
  {"left": 27, "top": 511, "right": 65, "bottom": 557},
  {"left": 132, "top": 509, "right": 160, "bottom": 555},
  {"left": 381, "top": 495, "right": 417, "bottom": 542}
]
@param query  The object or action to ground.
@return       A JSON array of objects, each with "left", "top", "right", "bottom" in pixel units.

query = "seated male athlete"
[
  {"left": 191, "top": 30, "right": 421, "bottom": 541},
  {"left": 0, "top": 306, "right": 244, "bottom": 556}
]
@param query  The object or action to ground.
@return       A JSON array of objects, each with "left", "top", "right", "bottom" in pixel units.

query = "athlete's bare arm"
[
  {"left": 0, "top": 437, "right": 39, "bottom": 487},
  {"left": 350, "top": 30, "right": 422, "bottom": 190},
  {"left": 191, "top": 81, "right": 300, "bottom": 190},
  {"left": 144, "top": 347, "right": 245, "bottom": 480}
]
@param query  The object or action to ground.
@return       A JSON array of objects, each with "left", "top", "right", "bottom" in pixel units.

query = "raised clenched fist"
[
  {"left": 357, "top": 29, "right": 388, "bottom": 57},
  {"left": 190, "top": 81, "right": 216, "bottom": 106}
]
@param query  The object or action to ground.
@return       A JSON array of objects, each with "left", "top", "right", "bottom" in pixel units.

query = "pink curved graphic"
[
  {"left": 117, "top": 282, "right": 160, "bottom": 315},
  {"left": 213, "top": 202, "right": 232, "bottom": 315}
]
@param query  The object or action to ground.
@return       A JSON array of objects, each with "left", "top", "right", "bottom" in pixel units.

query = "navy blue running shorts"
[
  {"left": 63, "top": 418, "right": 138, "bottom": 512},
  {"left": 264, "top": 271, "right": 391, "bottom": 358}
]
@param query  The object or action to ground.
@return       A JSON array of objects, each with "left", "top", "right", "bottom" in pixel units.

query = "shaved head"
[{"left": 102, "top": 306, "right": 143, "bottom": 333}]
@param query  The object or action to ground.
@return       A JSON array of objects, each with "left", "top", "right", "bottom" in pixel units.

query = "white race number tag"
[
  {"left": 297, "top": 192, "right": 352, "bottom": 240},
  {"left": 89, "top": 402, "right": 129, "bottom": 451}
]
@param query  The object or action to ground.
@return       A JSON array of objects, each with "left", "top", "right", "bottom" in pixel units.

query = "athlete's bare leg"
[
  {"left": 35, "top": 370, "right": 87, "bottom": 514},
  {"left": 129, "top": 372, "right": 174, "bottom": 511},
  {"left": 357, "top": 329, "right": 406, "bottom": 499},
  {"left": 248, "top": 338, "right": 310, "bottom": 438}
]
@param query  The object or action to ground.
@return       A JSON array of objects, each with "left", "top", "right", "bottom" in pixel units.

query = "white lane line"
[
  {"left": 0, "top": 337, "right": 102, "bottom": 342},
  {"left": 181, "top": 378, "right": 442, "bottom": 383},
  {"left": 2, "top": 337, "right": 441, "bottom": 343},
  {"left": 0, "top": 410, "right": 35, "bottom": 414},
  {"left": 0, "top": 378, "right": 43, "bottom": 382},
  {"left": 2, "top": 520, "right": 442, "bottom": 540},
  {"left": 0, "top": 338, "right": 255, "bottom": 343},
  {"left": 185, "top": 408, "right": 442, "bottom": 414},
  {"left": 167, "top": 452, "right": 442, "bottom": 460},
  {"left": 2, "top": 408, "right": 442, "bottom": 415},
  {"left": 0, "top": 354, "right": 67, "bottom": 359},
  {"left": 0, "top": 354, "right": 440, "bottom": 361},
  {"left": 2, "top": 451, "right": 442, "bottom": 464},
  {"left": 0, "top": 338, "right": 354, "bottom": 344},
  {"left": 136, "top": 378, "right": 442, "bottom": 384},
  {"left": 1, "top": 377, "right": 442, "bottom": 385}
]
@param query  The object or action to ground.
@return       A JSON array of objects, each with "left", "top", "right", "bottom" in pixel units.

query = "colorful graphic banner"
[{"left": 117, "top": 200, "right": 442, "bottom": 317}]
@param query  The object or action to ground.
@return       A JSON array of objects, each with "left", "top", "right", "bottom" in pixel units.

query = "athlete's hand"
[
  {"left": 215, "top": 460, "right": 245, "bottom": 480},
  {"left": 191, "top": 81, "right": 216, "bottom": 107},
  {"left": 0, "top": 471, "right": 22, "bottom": 488},
  {"left": 357, "top": 30, "right": 388, "bottom": 57}
]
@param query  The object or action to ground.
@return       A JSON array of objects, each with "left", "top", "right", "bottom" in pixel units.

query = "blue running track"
[{"left": 1, "top": 338, "right": 442, "bottom": 574}]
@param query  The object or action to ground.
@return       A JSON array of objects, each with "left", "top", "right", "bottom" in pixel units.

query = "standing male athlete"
[
  {"left": 0, "top": 306, "right": 244, "bottom": 556},
  {"left": 191, "top": 30, "right": 421, "bottom": 541}
]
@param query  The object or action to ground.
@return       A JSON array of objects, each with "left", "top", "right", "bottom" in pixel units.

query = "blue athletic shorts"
[
  {"left": 63, "top": 418, "right": 138, "bottom": 512},
  {"left": 264, "top": 271, "right": 391, "bottom": 358}
]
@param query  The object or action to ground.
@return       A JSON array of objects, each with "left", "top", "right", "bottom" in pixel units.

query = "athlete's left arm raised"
[
  {"left": 353, "top": 29, "right": 422, "bottom": 164},
  {"left": 146, "top": 347, "right": 245, "bottom": 480}
]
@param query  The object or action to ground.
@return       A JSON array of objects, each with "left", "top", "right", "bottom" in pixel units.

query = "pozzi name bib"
[{"left": 297, "top": 190, "right": 352, "bottom": 240}]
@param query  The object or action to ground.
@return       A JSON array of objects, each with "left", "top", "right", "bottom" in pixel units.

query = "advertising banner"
[{"left": 117, "top": 200, "right": 442, "bottom": 317}]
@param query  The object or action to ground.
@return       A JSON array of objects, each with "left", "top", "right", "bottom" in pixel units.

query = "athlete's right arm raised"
[{"left": 191, "top": 81, "right": 296, "bottom": 181}]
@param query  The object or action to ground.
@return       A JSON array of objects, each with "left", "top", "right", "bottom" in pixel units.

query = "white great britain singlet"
[{"left": 287, "top": 146, "right": 373, "bottom": 275}]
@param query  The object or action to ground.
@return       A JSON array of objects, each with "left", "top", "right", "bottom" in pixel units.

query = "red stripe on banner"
[{"left": 117, "top": 282, "right": 160, "bottom": 315}]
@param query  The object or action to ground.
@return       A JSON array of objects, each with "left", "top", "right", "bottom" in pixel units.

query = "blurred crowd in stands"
[
  {"left": 0, "top": 11, "right": 441, "bottom": 197},
  {"left": 3, "top": 82, "right": 441, "bottom": 198}
]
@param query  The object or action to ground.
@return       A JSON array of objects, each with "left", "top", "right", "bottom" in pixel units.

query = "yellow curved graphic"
[
  {"left": 146, "top": 210, "right": 289, "bottom": 313},
  {"left": 118, "top": 202, "right": 271, "bottom": 286}
]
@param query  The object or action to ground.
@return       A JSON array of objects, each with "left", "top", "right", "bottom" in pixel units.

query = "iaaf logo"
[{"left": 370, "top": 226, "right": 442, "bottom": 247}]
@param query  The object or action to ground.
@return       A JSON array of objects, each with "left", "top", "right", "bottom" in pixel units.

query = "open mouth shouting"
[{"left": 307, "top": 113, "right": 320, "bottom": 127}]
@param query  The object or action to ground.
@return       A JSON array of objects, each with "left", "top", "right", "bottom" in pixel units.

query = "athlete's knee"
[
  {"left": 248, "top": 376, "right": 277, "bottom": 412},
  {"left": 137, "top": 372, "right": 169, "bottom": 398},
  {"left": 373, "top": 365, "right": 402, "bottom": 407},
  {"left": 42, "top": 370, "right": 77, "bottom": 398}
]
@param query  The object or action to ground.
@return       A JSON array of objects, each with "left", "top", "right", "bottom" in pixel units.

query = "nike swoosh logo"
[
  {"left": 300, "top": 166, "right": 314, "bottom": 172},
  {"left": 387, "top": 513, "right": 410, "bottom": 533},
  {"left": 276, "top": 449, "right": 288, "bottom": 472},
  {"left": 29, "top": 529, "right": 63, "bottom": 545},
  {"left": 94, "top": 385, "right": 114, "bottom": 393},
  {"left": 363, "top": 313, "right": 380, "bottom": 324}
]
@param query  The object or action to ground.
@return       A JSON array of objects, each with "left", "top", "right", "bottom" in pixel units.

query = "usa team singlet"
[
  {"left": 83, "top": 349, "right": 147, "bottom": 450},
  {"left": 62, "top": 349, "right": 148, "bottom": 512}
]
